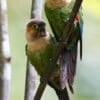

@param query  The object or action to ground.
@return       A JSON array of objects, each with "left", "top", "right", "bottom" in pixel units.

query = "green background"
[{"left": 7, "top": 0, "right": 100, "bottom": 100}]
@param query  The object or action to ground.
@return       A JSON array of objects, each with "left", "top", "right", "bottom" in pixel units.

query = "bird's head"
[{"left": 26, "top": 19, "right": 46, "bottom": 42}]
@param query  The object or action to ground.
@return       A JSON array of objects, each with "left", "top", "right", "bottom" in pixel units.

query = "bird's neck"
[
  {"left": 27, "top": 33, "right": 50, "bottom": 52},
  {"left": 46, "top": 0, "right": 72, "bottom": 8}
]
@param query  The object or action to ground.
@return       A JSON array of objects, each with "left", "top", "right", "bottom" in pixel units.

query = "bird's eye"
[{"left": 32, "top": 24, "right": 38, "bottom": 29}]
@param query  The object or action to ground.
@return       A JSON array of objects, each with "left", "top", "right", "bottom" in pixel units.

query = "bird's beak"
[{"left": 39, "top": 28, "right": 46, "bottom": 37}]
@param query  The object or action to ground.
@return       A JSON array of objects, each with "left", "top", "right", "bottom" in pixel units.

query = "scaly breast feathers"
[{"left": 27, "top": 38, "right": 50, "bottom": 52}]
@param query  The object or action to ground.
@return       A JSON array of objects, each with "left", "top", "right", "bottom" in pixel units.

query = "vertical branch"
[
  {"left": 0, "top": 0, "right": 11, "bottom": 100},
  {"left": 31, "top": 0, "right": 42, "bottom": 18},
  {"left": 24, "top": 60, "right": 36, "bottom": 100},
  {"left": 24, "top": 0, "right": 43, "bottom": 100}
]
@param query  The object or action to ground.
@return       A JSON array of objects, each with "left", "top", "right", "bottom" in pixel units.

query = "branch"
[
  {"left": 31, "top": 0, "right": 42, "bottom": 18},
  {"left": 24, "top": 0, "right": 43, "bottom": 100},
  {"left": 24, "top": 59, "right": 36, "bottom": 100},
  {"left": 0, "top": 0, "right": 11, "bottom": 100},
  {"left": 34, "top": 0, "right": 83, "bottom": 100}
]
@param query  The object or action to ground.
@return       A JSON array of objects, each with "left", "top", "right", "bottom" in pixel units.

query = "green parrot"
[
  {"left": 25, "top": 18, "right": 70, "bottom": 100},
  {"left": 45, "top": 0, "right": 83, "bottom": 96}
]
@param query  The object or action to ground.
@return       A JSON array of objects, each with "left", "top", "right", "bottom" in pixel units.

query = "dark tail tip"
[{"left": 55, "top": 88, "right": 70, "bottom": 100}]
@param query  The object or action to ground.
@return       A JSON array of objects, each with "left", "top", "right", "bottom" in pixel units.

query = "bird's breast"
[{"left": 27, "top": 38, "right": 50, "bottom": 52}]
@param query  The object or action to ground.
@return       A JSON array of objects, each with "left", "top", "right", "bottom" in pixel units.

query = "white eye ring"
[{"left": 32, "top": 24, "right": 38, "bottom": 29}]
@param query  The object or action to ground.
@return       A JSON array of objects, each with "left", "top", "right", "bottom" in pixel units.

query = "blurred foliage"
[{"left": 7, "top": 0, "right": 100, "bottom": 100}]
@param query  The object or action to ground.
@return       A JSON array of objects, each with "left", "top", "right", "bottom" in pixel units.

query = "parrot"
[
  {"left": 45, "top": 0, "right": 83, "bottom": 97},
  {"left": 25, "top": 18, "right": 70, "bottom": 100}
]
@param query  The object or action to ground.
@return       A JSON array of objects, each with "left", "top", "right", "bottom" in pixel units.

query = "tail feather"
[
  {"left": 48, "top": 82, "right": 70, "bottom": 100},
  {"left": 77, "top": 21, "right": 83, "bottom": 60},
  {"left": 60, "top": 44, "right": 78, "bottom": 93},
  {"left": 55, "top": 88, "right": 70, "bottom": 100}
]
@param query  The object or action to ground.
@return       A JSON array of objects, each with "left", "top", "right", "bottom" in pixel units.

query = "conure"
[
  {"left": 25, "top": 19, "right": 70, "bottom": 100},
  {"left": 45, "top": 0, "right": 83, "bottom": 95}
]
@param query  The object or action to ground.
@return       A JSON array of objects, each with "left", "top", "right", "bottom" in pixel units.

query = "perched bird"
[
  {"left": 25, "top": 19, "right": 70, "bottom": 100},
  {"left": 45, "top": 0, "right": 83, "bottom": 97}
]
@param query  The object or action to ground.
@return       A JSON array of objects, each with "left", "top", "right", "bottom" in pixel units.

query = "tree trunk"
[
  {"left": 24, "top": 0, "right": 43, "bottom": 100},
  {"left": 0, "top": 0, "right": 11, "bottom": 100}
]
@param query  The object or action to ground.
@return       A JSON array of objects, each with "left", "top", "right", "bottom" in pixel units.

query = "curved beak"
[{"left": 39, "top": 27, "right": 46, "bottom": 37}]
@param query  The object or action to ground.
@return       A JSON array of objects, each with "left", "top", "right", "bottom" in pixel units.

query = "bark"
[
  {"left": 0, "top": 0, "right": 11, "bottom": 100},
  {"left": 31, "top": 0, "right": 42, "bottom": 19},
  {"left": 24, "top": 60, "right": 36, "bottom": 100},
  {"left": 24, "top": 0, "right": 43, "bottom": 100}
]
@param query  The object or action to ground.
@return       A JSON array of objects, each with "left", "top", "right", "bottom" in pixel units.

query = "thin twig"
[{"left": 34, "top": 0, "right": 83, "bottom": 100}]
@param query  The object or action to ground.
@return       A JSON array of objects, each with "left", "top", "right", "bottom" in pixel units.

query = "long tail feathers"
[
  {"left": 77, "top": 21, "right": 83, "bottom": 60},
  {"left": 76, "top": 13, "right": 83, "bottom": 60},
  {"left": 55, "top": 88, "right": 70, "bottom": 100},
  {"left": 60, "top": 45, "right": 78, "bottom": 93},
  {"left": 48, "top": 82, "right": 70, "bottom": 100}
]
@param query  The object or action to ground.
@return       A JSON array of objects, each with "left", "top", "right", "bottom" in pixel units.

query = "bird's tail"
[
  {"left": 55, "top": 88, "right": 70, "bottom": 100},
  {"left": 48, "top": 82, "right": 70, "bottom": 100},
  {"left": 59, "top": 44, "right": 78, "bottom": 93}
]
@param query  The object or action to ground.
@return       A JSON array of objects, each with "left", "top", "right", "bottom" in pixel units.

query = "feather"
[
  {"left": 48, "top": 82, "right": 70, "bottom": 100},
  {"left": 55, "top": 88, "right": 70, "bottom": 100},
  {"left": 77, "top": 22, "right": 83, "bottom": 60},
  {"left": 60, "top": 44, "right": 77, "bottom": 93},
  {"left": 76, "top": 13, "right": 83, "bottom": 60},
  {"left": 50, "top": 22, "right": 60, "bottom": 41}
]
